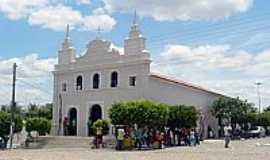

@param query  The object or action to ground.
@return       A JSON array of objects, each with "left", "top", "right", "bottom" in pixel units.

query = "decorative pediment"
[{"left": 85, "top": 39, "right": 111, "bottom": 56}]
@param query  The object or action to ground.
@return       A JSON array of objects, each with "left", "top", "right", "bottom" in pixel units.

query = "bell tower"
[
  {"left": 58, "top": 24, "right": 76, "bottom": 64},
  {"left": 124, "top": 11, "right": 147, "bottom": 55}
]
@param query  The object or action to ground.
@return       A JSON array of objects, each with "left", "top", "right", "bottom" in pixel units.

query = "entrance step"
[
  {"left": 29, "top": 136, "right": 93, "bottom": 149},
  {"left": 27, "top": 136, "right": 115, "bottom": 149}
]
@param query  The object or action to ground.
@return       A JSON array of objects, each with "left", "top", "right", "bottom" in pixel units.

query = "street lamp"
[{"left": 255, "top": 82, "right": 263, "bottom": 113}]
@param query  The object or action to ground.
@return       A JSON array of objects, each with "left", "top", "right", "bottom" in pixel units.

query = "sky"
[{"left": 0, "top": 0, "right": 270, "bottom": 110}]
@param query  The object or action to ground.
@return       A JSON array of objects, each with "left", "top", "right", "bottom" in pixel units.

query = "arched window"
[
  {"left": 93, "top": 73, "right": 100, "bottom": 89},
  {"left": 111, "top": 71, "right": 118, "bottom": 88},
  {"left": 76, "top": 75, "right": 83, "bottom": 90}
]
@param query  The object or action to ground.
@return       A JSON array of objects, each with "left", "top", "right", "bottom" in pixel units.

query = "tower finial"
[
  {"left": 96, "top": 26, "right": 102, "bottom": 39},
  {"left": 133, "top": 9, "right": 138, "bottom": 25},
  {"left": 66, "top": 24, "right": 70, "bottom": 38}
]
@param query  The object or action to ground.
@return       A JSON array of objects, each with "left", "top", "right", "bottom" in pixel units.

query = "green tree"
[
  {"left": 26, "top": 117, "right": 51, "bottom": 135},
  {"left": 38, "top": 103, "right": 53, "bottom": 120},
  {"left": 109, "top": 100, "right": 169, "bottom": 128},
  {"left": 109, "top": 102, "right": 131, "bottom": 126},
  {"left": 257, "top": 112, "right": 270, "bottom": 127},
  {"left": 168, "top": 105, "right": 198, "bottom": 129},
  {"left": 25, "top": 103, "right": 52, "bottom": 120},
  {"left": 91, "top": 119, "right": 110, "bottom": 135},
  {"left": 210, "top": 97, "right": 254, "bottom": 125},
  {"left": 0, "top": 111, "right": 23, "bottom": 137},
  {"left": 1, "top": 105, "right": 9, "bottom": 112},
  {"left": 26, "top": 103, "right": 39, "bottom": 118},
  {"left": 264, "top": 106, "right": 270, "bottom": 112}
]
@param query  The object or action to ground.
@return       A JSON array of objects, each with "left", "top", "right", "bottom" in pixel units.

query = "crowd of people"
[{"left": 114, "top": 125, "right": 201, "bottom": 150}]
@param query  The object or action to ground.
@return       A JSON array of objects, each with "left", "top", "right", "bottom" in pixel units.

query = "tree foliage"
[
  {"left": 25, "top": 117, "right": 51, "bottom": 135},
  {"left": 26, "top": 103, "right": 52, "bottom": 120},
  {"left": 210, "top": 97, "right": 255, "bottom": 124},
  {"left": 257, "top": 112, "right": 270, "bottom": 127},
  {"left": 264, "top": 106, "right": 270, "bottom": 112},
  {"left": 210, "top": 97, "right": 270, "bottom": 128},
  {"left": 109, "top": 100, "right": 169, "bottom": 128},
  {"left": 109, "top": 100, "right": 198, "bottom": 129},
  {"left": 0, "top": 111, "right": 23, "bottom": 137},
  {"left": 168, "top": 105, "right": 198, "bottom": 129},
  {"left": 92, "top": 119, "right": 110, "bottom": 135}
]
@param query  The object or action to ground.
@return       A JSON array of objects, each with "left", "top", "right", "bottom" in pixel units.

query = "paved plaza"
[{"left": 1, "top": 137, "right": 270, "bottom": 160}]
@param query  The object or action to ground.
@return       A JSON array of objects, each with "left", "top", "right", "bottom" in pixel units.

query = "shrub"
[
  {"left": 0, "top": 111, "right": 23, "bottom": 137},
  {"left": 26, "top": 117, "right": 51, "bottom": 135},
  {"left": 109, "top": 100, "right": 170, "bottom": 128},
  {"left": 92, "top": 119, "right": 110, "bottom": 135}
]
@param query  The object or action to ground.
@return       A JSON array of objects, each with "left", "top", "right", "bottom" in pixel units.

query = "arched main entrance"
[
  {"left": 88, "top": 104, "right": 102, "bottom": 136},
  {"left": 68, "top": 108, "right": 77, "bottom": 136}
]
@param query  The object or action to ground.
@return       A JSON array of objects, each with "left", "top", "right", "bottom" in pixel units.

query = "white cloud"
[
  {"left": 102, "top": 0, "right": 253, "bottom": 21},
  {"left": 76, "top": 0, "right": 91, "bottom": 5},
  {"left": 0, "top": 0, "right": 48, "bottom": 20},
  {"left": 28, "top": 5, "right": 83, "bottom": 31},
  {"left": 201, "top": 78, "right": 270, "bottom": 109},
  {"left": 161, "top": 44, "right": 270, "bottom": 76},
  {"left": 0, "top": 1, "right": 116, "bottom": 32},
  {"left": 0, "top": 54, "right": 56, "bottom": 105},
  {"left": 81, "top": 14, "right": 116, "bottom": 32},
  {"left": 92, "top": 8, "right": 106, "bottom": 15},
  {"left": 28, "top": 5, "right": 116, "bottom": 31},
  {"left": 153, "top": 44, "right": 270, "bottom": 108}
]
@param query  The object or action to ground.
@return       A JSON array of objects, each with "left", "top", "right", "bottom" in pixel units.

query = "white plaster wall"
[
  {"left": 145, "top": 76, "right": 220, "bottom": 138},
  {"left": 53, "top": 60, "right": 150, "bottom": 136}
]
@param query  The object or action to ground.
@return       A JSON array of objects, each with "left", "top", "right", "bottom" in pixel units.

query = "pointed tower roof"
[
  {"left": 65, "top": 24, "right": 70, "bottom": 39},
  {"left": 129, "top": 10, "right": 142, "bottom": 38},
  {"left": 133, "top": 10, "right": 138, "bottom": 25},
  {"left": 62, "top": 24, "right": 73, "bottom": 49},
  {"left": 58, "top": 24, "right": 76, "bottom": 64}
]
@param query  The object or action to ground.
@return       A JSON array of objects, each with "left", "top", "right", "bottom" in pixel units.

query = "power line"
[
  {"left": 144, "top": 11, "right": 270, "bottom": 41},
  {"left": 17, "top": 79, "right": 53, "bottom": 96},
  {"left": 18, "top": 77, "right": 53, "bottom": 92},
  {"left": 16, "top": 80, "right": 52, "bottom": 105},
  {"left": 111, "top": 22, "right": 270, "bottom": 52},
  {"left": 148, "top": 23, "right": 270, "bottom": 48}
]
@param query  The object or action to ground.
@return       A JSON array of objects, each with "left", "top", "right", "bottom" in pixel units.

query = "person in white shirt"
[
  {"left": 116, "top": 128, "right": 125, "bottom": 150},
  {"left": 224, "top": 123, "right": 232, "bottom": 148}
]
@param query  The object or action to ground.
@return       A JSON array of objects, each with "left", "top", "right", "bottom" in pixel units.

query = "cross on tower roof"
[
  {"left": 133, "top": 10, "right": 138, "bottom": 25},
  {"left": 96, "top": 26, "right": 103, "bottom": 39},
  {"left": 65, "top": 24, "right": 70, "bottom": 38}
]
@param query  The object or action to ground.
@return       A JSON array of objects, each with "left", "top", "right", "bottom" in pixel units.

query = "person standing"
[
  {"left": 224, "top": 123, "right": 232, "bottom": 148},
  {"left": 134, "top": 127, "right": 143, "bottom": 150},
  {"left": 195, "top": 127, "right": 200, "bottom": 145},
  {"left": 190, "top": 129, "right": 196, "bottom": 146},
  {"left": 96, "top": 126, "right": 103, "bottom": 148},
  {"left": 63, "top": 117, "right": 69, "bottom": 136},
  {"left": 116, "top": 128, "right": 125, "bottom": 150}
]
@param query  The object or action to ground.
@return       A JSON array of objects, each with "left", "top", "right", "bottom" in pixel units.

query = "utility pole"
[
  {"left": 9, "top": 63, "right": 17, "bottom": 149},
  {"left": 255, "top": 82, "right": 262, "bottom": 113}
]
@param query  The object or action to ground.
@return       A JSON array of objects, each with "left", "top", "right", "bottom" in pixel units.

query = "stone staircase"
[
  {"left": 29, "top": 136, "right": 93, "bottom": 149},
  {"left": 28, "top": 136, "right": 115, "bottom": 149}
]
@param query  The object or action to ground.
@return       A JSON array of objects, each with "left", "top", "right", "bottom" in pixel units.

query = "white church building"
[{"left": 52, "top": 15, "right": 225, "bottom": 137}]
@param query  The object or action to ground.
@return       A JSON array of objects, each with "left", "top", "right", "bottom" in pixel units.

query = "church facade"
[{"left": 52, "top": 16, "right": 225, "bottom": 137}]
